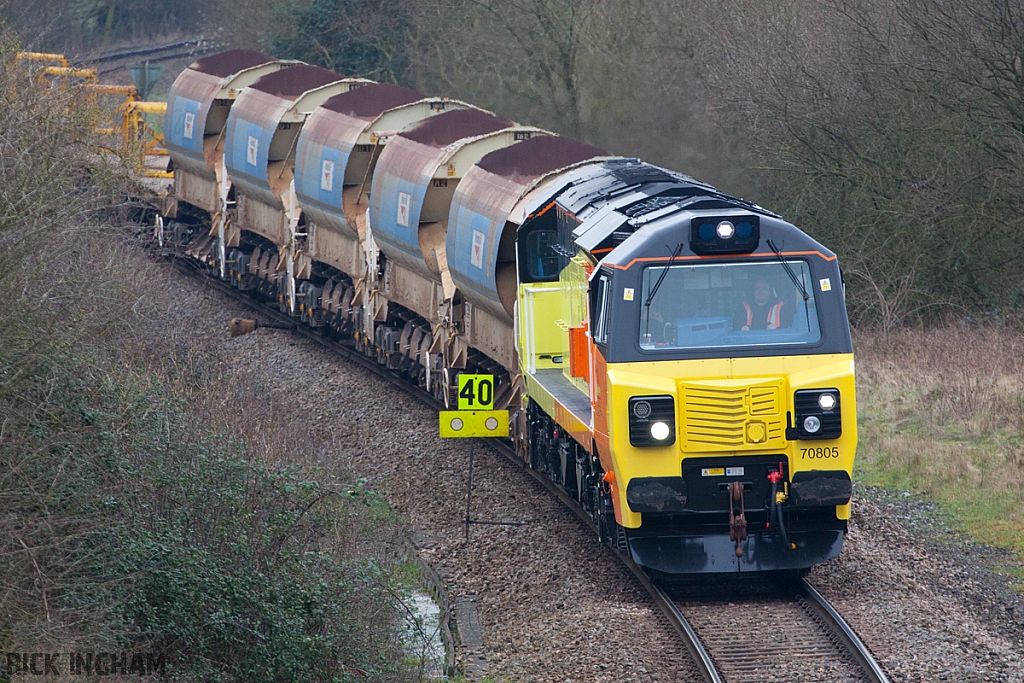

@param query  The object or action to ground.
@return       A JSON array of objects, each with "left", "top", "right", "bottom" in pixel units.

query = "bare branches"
[{"left": 698, "top": 0, "right": 1024, "bottom": 326}]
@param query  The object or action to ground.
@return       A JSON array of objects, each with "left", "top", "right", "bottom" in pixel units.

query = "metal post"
[{"left": 464, "top": 444, "right": 474, "bottom": 540}]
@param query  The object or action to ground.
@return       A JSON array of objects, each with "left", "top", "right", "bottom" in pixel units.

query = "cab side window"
[
  {"left": 524, "top": 229, "right": 560, "bottom": 281},
  {"left": 592, "top": 273, "right": 611, "bottom": 345}
]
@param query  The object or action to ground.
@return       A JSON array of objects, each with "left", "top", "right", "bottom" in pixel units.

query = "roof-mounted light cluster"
[{"left": 690, "top": 215, "right": 760, "bottom": 255}]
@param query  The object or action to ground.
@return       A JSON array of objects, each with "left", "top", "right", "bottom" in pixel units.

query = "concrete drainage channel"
[
  {"left": 407, "top": 527, "right": 485, "bottom": 681},
  {"left": 453, "top": 597, "right": 486, "bottom": 680},
  {"left": 400, "top": 538, "right": 458, "bottom": 680}
]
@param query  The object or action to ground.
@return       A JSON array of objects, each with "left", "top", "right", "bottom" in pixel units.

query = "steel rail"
[
  {"left": 165, "top": 253, "right": 887, "bottom": 683},
  {"left": 89, "top": 39, "right": 209, "bottom": 64},
  {"left": 799, "top": 579, "right": 890, "bottom": 683},
  {"left": 651, "top": 584, "right": 723, "bottom": 683}
]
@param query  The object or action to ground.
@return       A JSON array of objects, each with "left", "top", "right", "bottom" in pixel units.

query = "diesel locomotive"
[{"left": 160, "top": 49, "right": 856, "bottom": 576}]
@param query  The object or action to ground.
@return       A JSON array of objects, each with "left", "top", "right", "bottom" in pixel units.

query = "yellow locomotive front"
[
  {"left": 514, "top": 160, "right": 855, "bottom": 575},
  {"left": 588, "top": 212, "right": 856, "bottom": 574}
]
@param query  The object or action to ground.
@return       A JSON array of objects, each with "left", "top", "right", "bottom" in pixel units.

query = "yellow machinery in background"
[{"left": 15, "top": 51, "right": 171, "bottom": 178}]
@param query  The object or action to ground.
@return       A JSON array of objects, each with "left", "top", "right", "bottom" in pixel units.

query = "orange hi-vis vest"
[{"left": 743, "top": 300, "right": 785, "bottom": 329}]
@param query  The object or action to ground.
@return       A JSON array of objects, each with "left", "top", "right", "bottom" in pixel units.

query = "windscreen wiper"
[
  {"left": 643, "top": 242, "right": 685, "bottom": 338},
  {"left": 766, "top": 239, "right": 810, "bottom": 330},
  {"left": 766, "top": 239, "right": 808, "bottom": 300}
]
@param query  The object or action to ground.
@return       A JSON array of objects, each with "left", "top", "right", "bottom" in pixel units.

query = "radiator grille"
[
  {"left": 749, "top": 386, "right": 780, "bottom": 415},
  {"left": 681, "top": 382, "right": 785, "bottom": 452}
]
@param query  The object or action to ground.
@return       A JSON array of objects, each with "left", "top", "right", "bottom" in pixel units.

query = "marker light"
[
  {"left": 803, "top": 415, "right": 821, "bottom": 433},
  {"left": 633, "top": 400, "right": 652, "bottom": 419},
  {"left": 651, "top": 421, "right": 671, "bottom": 440},
  {"left": 818, "top": 393, "right": 837, "bottom": 411},
  {"left": 450, "top": 417, "right": 464, "bottom": 431},
  {"left": 690, "top": 215, "right": 760, "bottom": 255}
]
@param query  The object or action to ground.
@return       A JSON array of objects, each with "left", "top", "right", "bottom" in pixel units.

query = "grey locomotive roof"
[
  {"left": 556, "top": 159, "right": 716, "bottom": 218},
  {"left": 602, "top": 208, "right": 836, "bottom": 269},
  {"left": 552, "top": 159, "right": 782, "bottom": 258}
]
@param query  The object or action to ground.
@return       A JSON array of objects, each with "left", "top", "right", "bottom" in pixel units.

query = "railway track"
[
  {"left": 660, "top": 578, "right": 889, "bottom": 683},
  {"left": 83, "top": 38, "right": 220, "bottom": 76},
  {"left": 163, "top": 250, "right": 890, "bottom": 683}
]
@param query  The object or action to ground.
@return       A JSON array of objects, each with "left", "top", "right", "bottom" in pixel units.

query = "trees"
[
  {"left": 11, "top": 0, "right": 1023, "bottom": 325},
  {"left": 698, "top": 0, "right": 1024, "bottom": 324},
  {"left": 271, "top": 0, "right": 413, "bottom": 82},
  {"left": 2, "top": 0, "right": 209, "bottom": 52}
]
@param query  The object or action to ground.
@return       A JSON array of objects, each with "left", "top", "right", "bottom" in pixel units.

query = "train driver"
[{"left": 732, "top": 277, "right": 793, "bottom": 331}]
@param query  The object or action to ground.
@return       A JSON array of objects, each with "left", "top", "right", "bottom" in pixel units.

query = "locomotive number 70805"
[{"left": 800, "top": 447, "right": 840, "bottom": 459}]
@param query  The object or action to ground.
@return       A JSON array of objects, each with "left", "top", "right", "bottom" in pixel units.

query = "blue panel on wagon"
[
  {"left": 294, "top": 137, "right": 344, "bottom": 204},
  {"left": 448, "top": 207, "right": 497, "bottom": 288},
  {"left": 373, "top": 172, "right": 430, "bottom": 263},
  {"left": 165, "top": 96, "right": 202, "bottom": 153},
  {"left": 318, "top": 147, "right": 343, "bottom": 204},
  {"left": 225, "top": 118, "right": 273, "bottom": 188}
]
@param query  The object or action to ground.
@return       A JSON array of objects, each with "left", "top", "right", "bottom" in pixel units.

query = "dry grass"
[{"left": 855, "top": 326, "right": 1024, "bottom": 555}]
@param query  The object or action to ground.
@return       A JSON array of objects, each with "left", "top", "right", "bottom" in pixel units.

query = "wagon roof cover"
[
  {"left": 251, "top": 65, "right": 345, "bottom": 99},
  {"left": 401, "top": 108, "right": 513, "bottom": 147},
  {"left": 190, "top": 50, "right": 275, "bottom": 78},
  {"left": 321, "top": 83, "right": 424, "bottom": 119},
  {"left": 476, "top": 135, "right": 606, "bottom": 179}
]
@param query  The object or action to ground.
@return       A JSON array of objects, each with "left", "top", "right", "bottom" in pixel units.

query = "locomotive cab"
[{"left": 588, "top": 206, "right": 857, "bottom": 574}]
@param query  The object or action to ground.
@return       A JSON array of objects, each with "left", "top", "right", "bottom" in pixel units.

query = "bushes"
[
  {"left": 118, "top": 443, "right": 406, "bottom": 682},
  {"left": 3, "top": 364, "right": 410, "bottom": 681},
  {"left": 0, "top": 34, "right": 414, "bottom": 682}
]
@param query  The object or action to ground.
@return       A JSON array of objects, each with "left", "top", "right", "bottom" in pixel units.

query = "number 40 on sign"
[{"left": 439, "top": 374, "right": 509, "bottom": 438}]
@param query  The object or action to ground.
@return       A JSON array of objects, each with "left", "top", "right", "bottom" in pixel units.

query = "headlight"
[
  {"left": 789, "top": 389, "right": 842, "bottom": 440},
  {"left": 629, "top": 395, "right": 675, "bottom": 447},
  {"left": 716, "top": 221, "right": 735, "bottom": 239},
  {"left": 650, "top": 421, "right": 671, "bottom": 440}
]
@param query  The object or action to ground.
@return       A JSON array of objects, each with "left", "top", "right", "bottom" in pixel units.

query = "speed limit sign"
[{"left": 457, "top": 374, "right": 494, "bottom": 410}]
